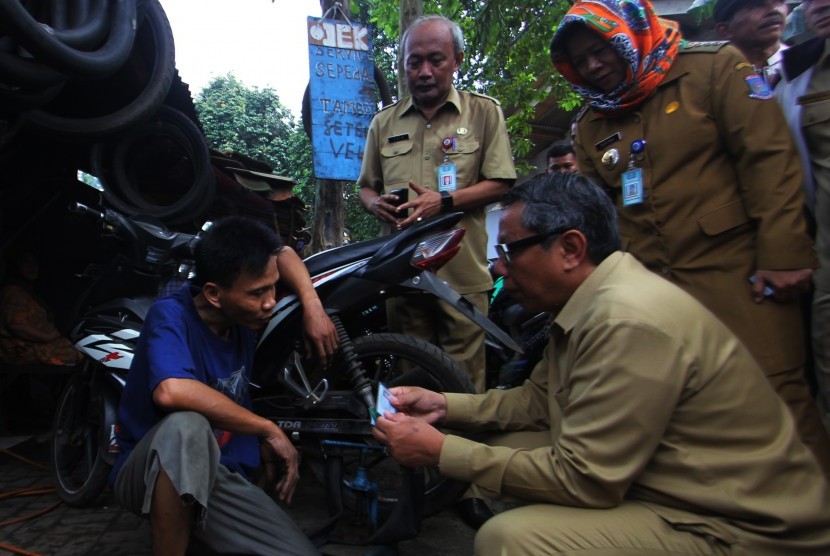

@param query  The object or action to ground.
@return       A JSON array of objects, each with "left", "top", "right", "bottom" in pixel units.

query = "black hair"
[
  {"left": 547, "top": 143, "right": 576, "bottom": 160},
  {"left": 193, "top": 216, "right": 283, "bottom": 289},
  {"left": 501, "top": 173, "right": 620, "bottom": 265}
]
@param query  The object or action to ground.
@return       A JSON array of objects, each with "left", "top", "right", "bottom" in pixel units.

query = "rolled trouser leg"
[{"left": 114, "top": 411, "right": 219, "bottom": 518}]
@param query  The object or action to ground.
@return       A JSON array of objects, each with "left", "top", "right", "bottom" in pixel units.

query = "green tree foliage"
[
  {"left": 196, "top": 74, "right": 295, "bottom": 170},
  {"left": 194, "top": 73, "right": 379, "bottom": 242},
  {"left": 357, "top": 0, "right": 582, "bottom": 173}
]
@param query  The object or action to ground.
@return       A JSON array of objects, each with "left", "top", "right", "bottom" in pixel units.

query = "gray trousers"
[{"left": 113, "top": 411, "right": 318, "bottom": 555}]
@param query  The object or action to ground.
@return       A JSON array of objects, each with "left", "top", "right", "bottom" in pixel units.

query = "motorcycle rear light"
[{"left": 410, "top": 228, "right": 466, "bottom": 272}]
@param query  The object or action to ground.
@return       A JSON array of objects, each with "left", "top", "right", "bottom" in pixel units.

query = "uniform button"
[
  {"left": 426, "top": 123, "right": 432, "bottom": 129},
  {"left": 660, "top": 266, "right": 671, "bottom": 276},
  {"left": 633, "top": 115, "right": 641, "bottom": 123},
  {"left": 425, "top": 154, "right": 431, "bottom": 160}
]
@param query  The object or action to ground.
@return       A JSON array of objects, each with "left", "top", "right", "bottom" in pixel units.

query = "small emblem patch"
[{"left": 745, "top": 74, "right": 772, "bottom": 100}]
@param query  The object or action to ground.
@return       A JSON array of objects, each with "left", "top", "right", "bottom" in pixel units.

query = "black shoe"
[{"left": 455, "top": 498, "right": 494, "bottom": 530}]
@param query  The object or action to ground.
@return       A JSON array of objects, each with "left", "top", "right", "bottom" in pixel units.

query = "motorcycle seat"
[{"left": 303, "top": 235, "right": 389, "bottom": 276}]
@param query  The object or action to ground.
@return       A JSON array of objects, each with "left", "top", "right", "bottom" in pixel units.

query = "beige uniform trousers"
[
  {"left": 473, "top": 430, "right": 730, "bottom": 556},
  {"left": 387, "top": 291, "right": 488, "bottom": 393}
]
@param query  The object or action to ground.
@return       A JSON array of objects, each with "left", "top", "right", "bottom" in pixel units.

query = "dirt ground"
[{"left": 0, "top": 431, "right": 476, "bottom": 556}]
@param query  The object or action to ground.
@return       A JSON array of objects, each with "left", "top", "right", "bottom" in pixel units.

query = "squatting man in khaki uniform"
[
  {"left": 357, "top": 15, "right": 516, "bottom": 394},
  {"left": 373, "top": 174, "right": 830, "bottom": 555}
]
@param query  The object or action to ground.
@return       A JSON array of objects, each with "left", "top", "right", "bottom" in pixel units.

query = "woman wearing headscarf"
[{"left": 550, "top": 0, "right": 830, "bottom": 477}]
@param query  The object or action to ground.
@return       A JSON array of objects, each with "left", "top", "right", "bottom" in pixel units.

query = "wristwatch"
[{"left": 440, "top": 190, "right": 454, "bottom": 213}]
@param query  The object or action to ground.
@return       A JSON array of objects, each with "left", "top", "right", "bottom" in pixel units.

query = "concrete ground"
[{"left": 0, "top": 431, "right": 476, "bottom": 556}]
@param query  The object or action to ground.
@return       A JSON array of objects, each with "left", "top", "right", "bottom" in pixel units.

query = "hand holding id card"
[{"left": 370, "top": 383, "right": 397, "bottom": 425}]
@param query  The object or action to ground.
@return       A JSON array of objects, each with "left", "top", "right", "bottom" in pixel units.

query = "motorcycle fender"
[{"left": 403, "top": 272, "right": 524, "bottom": 354}]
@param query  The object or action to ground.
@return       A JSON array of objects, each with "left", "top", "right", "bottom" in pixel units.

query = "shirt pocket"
[
  {"left": 801, "top": 92, "right": 830, "bottom": 129},
  {"left": 380, "top": 140, "right": 415, "bottom": 188},
  {"left": 447, "top": 139, "right": 481, "bottom": 187},
  {"left": 697, "top": 200, "right": 749, "bottom": 237}
]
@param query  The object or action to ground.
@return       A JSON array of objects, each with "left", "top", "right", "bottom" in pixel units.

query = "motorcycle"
[
  {"left": 50, "top": 188, "right": 522, "bottom": 544},
  {"left": 485, "top": 275, "right": 550, "bottom": 390}
]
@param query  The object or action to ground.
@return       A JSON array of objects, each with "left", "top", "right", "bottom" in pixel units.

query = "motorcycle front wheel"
[
  {"left": 51, "top": 370, "right": 111, "bottom": 506},
  {"left": 304, "top": 333, "right": 476, "bottom": 525}
]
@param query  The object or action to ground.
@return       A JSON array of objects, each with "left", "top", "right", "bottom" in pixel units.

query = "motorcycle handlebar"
[
  {"left": 69, "top": 201, "right": 105, "bottom": 220},
  {"left": 68, "top": 201, "right": 199, "bottom": 272}
]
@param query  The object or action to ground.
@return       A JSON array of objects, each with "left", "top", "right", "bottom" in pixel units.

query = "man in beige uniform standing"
[
  {"left": 373, "top": 174, "right": 830, "bottom": 555},
  {"left": 357, "top": 15, "right": 516, "bottom": 393},
  {"left": 778, "top": 0, "right": 830, "bottom": 431}
]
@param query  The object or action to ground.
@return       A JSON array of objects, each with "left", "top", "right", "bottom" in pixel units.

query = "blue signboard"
[{"left": 307, "top": 17, "right": 377, "bottom": 181}]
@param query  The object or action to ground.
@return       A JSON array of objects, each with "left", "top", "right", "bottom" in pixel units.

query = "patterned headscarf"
[{"left": 550, "top": 0, "right": 682, "bottom": 115}]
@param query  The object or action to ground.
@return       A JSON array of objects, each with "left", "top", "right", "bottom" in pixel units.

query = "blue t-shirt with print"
[{"left": 110, "top": 285, "right": 259, "bottom": 484}]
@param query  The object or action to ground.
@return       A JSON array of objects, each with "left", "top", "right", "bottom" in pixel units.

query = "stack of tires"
[{"left": 0, "top": 0, "right": 214, "bottom": 226}]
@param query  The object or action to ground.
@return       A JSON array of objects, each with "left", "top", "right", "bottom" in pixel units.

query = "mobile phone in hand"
[
  {"left": 389, "top": 188, "right": 408, "bottom": 208},
  {"left": 749, "top": 274, "right": 776, "bottom": 298}
]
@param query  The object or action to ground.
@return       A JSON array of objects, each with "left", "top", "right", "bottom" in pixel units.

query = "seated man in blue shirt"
[{"left": 111, "top": 217, "right": 331, "bottom": 555}]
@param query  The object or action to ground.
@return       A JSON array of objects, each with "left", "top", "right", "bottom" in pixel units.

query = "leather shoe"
[{"left": 455, "top": 497, "right": 494, "bottom": 529}]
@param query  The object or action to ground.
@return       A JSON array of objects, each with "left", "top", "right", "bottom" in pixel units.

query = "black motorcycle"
[
  {"left": 485, "top": 275, "right": 550, "bottom": 390},
  {"left": 51, "top": 194, "right": 521, "bottom": 544}
]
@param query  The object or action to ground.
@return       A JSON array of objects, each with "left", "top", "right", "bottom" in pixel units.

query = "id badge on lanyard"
[
  {"left": 621, "top": 139, "right": 647, "bottom": 207},
  {"left": 438, "top": 136, "right": 457, "bottom": 192}
]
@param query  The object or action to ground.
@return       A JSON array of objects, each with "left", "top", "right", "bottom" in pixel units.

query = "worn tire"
[
  {"left": 50, "top": 370, "right": 111, "bottom": 507},
  {"left": 304, "top": 333, "right": 475, "bottom": 524}
]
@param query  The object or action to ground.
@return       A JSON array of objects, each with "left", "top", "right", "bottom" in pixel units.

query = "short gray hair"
[
  {"left": 501, "top": 173, "right": 620, "bottom": 265},
  {"left": 402, "top": 15, "right": 465, "bottom": 56}
]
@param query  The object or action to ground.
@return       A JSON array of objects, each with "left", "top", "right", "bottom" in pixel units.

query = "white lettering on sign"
[
  {"left": 314, "top": 62, "right": 372, "bottom": 82},
  {"left": 317, "top": 98, "right": 376, "bottom": 116},
  {"left": 308, "top": 21, "right": 370, "bottom": 51}
]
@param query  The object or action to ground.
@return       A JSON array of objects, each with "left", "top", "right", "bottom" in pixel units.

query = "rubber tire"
[
  {"left": 50, "top": 370, "right": 111, "bottom": 507},
  {"left": 23, "top": 0, "right": 175, "bottom": 138},
  {"left": 0, "top": 0, "right": 137, "bottom": 78},
  {"left": 91, "top": 105, "right": 216, "bottom": 225},
  {"left": 305, "top": 333, "right": 475, "bottom": 520}
]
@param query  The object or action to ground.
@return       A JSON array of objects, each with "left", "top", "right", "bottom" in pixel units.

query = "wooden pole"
[
  {"left": 307, "top": 0, "right": 351, "bottom": 255},
  {"left": 397, "top": 0, "right": 423, "bottom": 98}
]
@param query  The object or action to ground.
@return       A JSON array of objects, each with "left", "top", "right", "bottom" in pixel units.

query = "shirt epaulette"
[
  {"left": 468, "top": 91, "right": 502, "bottom": 106},
  {"left": 679, "top": 40, "right": 729, "bottom": 53},
  {"left": 575, "top": 104, "right": 589, "bottom": 123},
  {"left": 377, "top": 97, "right": 406, "bottom": 113}
]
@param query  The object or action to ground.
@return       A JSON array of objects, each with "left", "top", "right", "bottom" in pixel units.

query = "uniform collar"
[
  {"left": 782, "top": 37, "right": 826, "bottom": 81},
  {"left": 767, "top": 43, "right": 787, "bottom": 67},
  {"left": 553, "top": 251, "right": 625, "bottom": 333},
  {"left": 818, "top": 39, "right": 830, "bottom": 70},
  {"left": 400, "top": 86, "right": 462, "bottom": 118}
]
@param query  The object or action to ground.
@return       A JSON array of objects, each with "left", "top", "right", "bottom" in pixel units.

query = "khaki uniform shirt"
[
  {"left": 803, "top": 39, "right": 830, "bottom": 291},
  {"left": 574, "top": 43, "right": 815, "bottom": 375},
  {"left": 357, "top": 88, "right": 516, "bottom": 294},
  {"left": 440, "top": 252, "right": 830, "bottom": 554}
]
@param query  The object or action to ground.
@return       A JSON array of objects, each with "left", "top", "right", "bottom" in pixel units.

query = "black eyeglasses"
[{"left": 494, "top": 227, "right": 571, "bottom": 263}]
